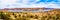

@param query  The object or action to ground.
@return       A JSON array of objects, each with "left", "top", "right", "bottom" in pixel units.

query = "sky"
[{"left": 0, "top": 0, "right": 60, "bottom": 9}]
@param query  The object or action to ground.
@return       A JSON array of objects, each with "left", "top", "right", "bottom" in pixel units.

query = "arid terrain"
[{"left": 0, "top": 8, "right": 60, "bottom": 20}]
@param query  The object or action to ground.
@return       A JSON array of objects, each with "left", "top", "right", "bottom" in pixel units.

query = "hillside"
[{"left": 0, "top": 8, "right": 60, "bottom": 20}]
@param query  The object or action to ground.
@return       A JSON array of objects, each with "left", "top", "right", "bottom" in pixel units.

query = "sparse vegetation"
[{"left": 0, "top": 9, "right": 60, "bottom": 20}]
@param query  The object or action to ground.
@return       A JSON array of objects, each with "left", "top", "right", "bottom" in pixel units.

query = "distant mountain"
[{"left": 1, "top": 8, "right": 54, "bottom": 10}]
